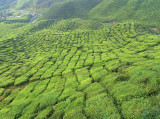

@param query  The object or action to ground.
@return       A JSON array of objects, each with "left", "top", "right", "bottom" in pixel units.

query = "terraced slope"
[{"left": 0, "top": 22, "right": 160, "bottom": 118}]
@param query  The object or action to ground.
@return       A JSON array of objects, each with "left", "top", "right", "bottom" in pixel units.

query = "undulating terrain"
[{"left": 0, "top": 0, "right": 160, "bottom": 119}]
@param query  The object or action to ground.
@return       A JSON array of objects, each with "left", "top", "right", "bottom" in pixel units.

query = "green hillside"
[
  {"left": 1, "top": 0, "right": 160, "bottom": 27},
  {"left": 0, "top": 0, "right": 17, "bottom": 10},
  {"left": 41, "top": 0, "right": 160, "bottom": 26},
  {"left": 89, "top": 0, "right": 160, "bottom": 26},
  {"left": 16, "top": 0, "right": 32, "bottom": 9},
  {"left": 0, "top": 19, "right": 160, "bottom": 118},
  {"left": 0, "top": 0, "right": 160, "bottom": 119},
  {"left": 0, "top": 0, "right": 17, "bottom": 7},
  {"left": 42, "top": 0, "right": 103, "bottom": 19},
  {"left": 16, "top": 0, "right": 64, "bottom": 9}
]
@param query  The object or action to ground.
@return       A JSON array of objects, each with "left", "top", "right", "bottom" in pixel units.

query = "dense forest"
[{"left": 0, "top": 0, "right": 160, "bottom": 119}]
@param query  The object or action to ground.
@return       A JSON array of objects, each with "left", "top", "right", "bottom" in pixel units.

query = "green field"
[{"left": 0, "top": 19, "right": 159, "bottom": 118}]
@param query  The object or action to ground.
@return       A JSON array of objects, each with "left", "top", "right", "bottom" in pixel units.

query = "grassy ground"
[{"left": 0, "top": 20, "right": 160, "bottom": 118}]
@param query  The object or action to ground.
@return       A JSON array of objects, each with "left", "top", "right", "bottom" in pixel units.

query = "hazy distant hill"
[
  {"left": 89, "top": 0, "right": 160, "bottom": 26},
  {"left": 0, "top": 0, "right": 17, "bottom": 10},
  {"left": 42, "top": 0, "right": 103, "bottom": 19},
  {"left": 41, "top": 0, "right": 160, "bottom": 26},
  {"left": 15, "top": 0, "right": 66, "bottom": 9},
  {"left": 0, "top": 0, "right": 16, "bottom": 6},
  {"left": 1, "top": 0, "right": 160, "bottom": 26}
]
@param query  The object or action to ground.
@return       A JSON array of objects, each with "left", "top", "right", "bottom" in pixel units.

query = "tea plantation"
[{"left": 0, "top": 20, "right": 160, "bottom": 119}]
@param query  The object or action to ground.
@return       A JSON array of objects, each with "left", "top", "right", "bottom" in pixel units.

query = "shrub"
[
  {"left": 84, "top": 55, "right": 94, "bottom": 66},
  {"left": 50, "top": 100, "right": 70, "bottom": 119},
  {"left": 58, "top": 88, "right": 77, "bottom": 102},
  {"left": 13, "top": 82, "right": 38, "bottom": 101},
  {"left": 111, "top": 82, "right": 146, "bottom": 103},
  {"left": 121, "top": 98, "right": 152, "bottom": 119},
  {"left": 40, "top": 69, "right": 53, "bottom": 80},
  {"left": 78, "top": 77, "right": 92, "bottom": 91},
  {"left": 0, "top": 89, "right": 20, "bottom": 109},
  {"left": 63, "top": 108, "right": 86, "bottom": 119},
  {"left": 27, "top": 79, "right": 50, "bottom": 101},
  {"left": 90, "top": 66, "right": 108, "bottom": 82},
  {"left": 64, "top": 74, "right": 79, "bottom": 89},
  {"left": 75, "top": 67, "right": 90, "bottom": 82},
  {"left": 0, "top": 78, "right": 14, "bottom": 88},
  {"left": 64, "top": 97, "right": 85, "bottom": 113},
  {"left": 14, "top": 75, "right": 29, "bottom": 86},
  {"left": 8, "top": 100, "right": 30, "bottom": 119},
  {"left": 2, "top": 89, "right": 12, "bottom": 98},
  {"left": 0, "top": 88, "right": 4, "bottom": 96},
  {"left": 83, "top": 83, "right": 105, "bottom": 99},
  {"left": 85, "top": 93, "right": 121, "bottom": 119}
]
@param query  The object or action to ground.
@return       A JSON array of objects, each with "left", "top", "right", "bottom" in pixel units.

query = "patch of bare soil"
[
  {"left": 6, "top": 82, "right": 30, "bottom": 91},
  {"left": 151, "top": 28, "right": 160, "bottom": 32},
  {"left": 100, "top": 21, "right": 116, "bottom": 24}
]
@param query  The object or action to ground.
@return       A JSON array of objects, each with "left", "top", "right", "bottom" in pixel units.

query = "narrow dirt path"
[
  {"left": 151, "top": 28, "right": 160, "bottom": 32},
  {"left": 100, "top": 21, "right": 117, "bottom": 25},
  {"left": 32, "top": 18, "right": 39, "bottom": 23}
]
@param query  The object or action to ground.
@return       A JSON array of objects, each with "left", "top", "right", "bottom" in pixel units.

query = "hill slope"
[
  {"left": 0, "top": 0, "right": 160, "bottom": 118},
  {"left": 89, "top": 0, "right": 160, "bottom": 26},
  {"left": 42, "top": 0, "right": 103, "bottom": 19},
  {"left": 16, "top": 0, "right": 66, "bottom": 9},
  {"left": 0, "top": 0, "right": 17, "bottom": 10},
  {"left": 1, "top": 0, "right": 160, "bottom": 27},
  {"left": 0, "top": 20, "right": 160, "bottom": 118}
]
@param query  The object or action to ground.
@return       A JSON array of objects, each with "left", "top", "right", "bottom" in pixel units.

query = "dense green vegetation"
[
  {"left": 42, "top": 0, "right": 103, "bottom": 19},
  {"left": 42, "top": 0, "right": 160, "bottom": 27},
  {"left": 1, "top": 0, "right": 160, "bottom": 27},
  {"left": 0, "top": 0, "right": 160, "bottom": 118},
  {"left": 89, "top": 0, "right": 160, "bottom": 26},
  {"left": 16, "top": 0, "right": 65, "bottom": 9},
  {"left": 0, "top": 18, "right": 160, "bottom": 118},
  {"left": 0, "top": 0, "right": 17, "bottom": 10}
]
